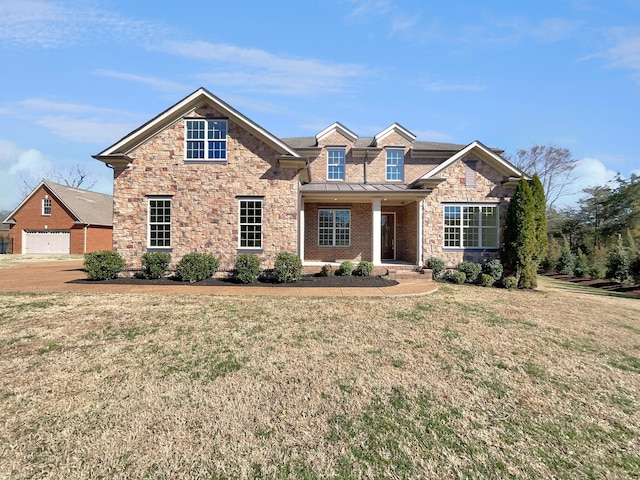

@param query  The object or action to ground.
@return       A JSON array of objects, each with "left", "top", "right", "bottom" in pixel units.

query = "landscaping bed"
[{"left": 545, "top": 272, "right": 640, "bottom": 298}]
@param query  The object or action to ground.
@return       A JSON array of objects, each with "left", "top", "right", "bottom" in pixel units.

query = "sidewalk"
[{"left": 0, "top": 259, "right": 437, "bottom": 297}]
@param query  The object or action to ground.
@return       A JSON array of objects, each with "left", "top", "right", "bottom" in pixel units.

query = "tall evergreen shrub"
[{"left": 530, "top": 174, "right": 548, "bottom": 267}]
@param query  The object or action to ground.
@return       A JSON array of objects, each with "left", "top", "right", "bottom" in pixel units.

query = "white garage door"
[{"left": 24, "top": 230, "right": 71, "bottom": 254}]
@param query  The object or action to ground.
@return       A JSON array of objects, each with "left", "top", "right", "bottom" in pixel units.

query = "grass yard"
[{"left": 1, "top": 277, "right": 639, "bottom": 479}]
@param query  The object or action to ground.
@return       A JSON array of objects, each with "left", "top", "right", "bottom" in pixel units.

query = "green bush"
[
  {"left": 479, "top": 273, "right": 495, "bottom": 287},
  {"left": 449, "top": 271, "right": 466, "bottom": 284},
  {"left": 425, "top": 257, "right": 445, "bottom": 280},
  {"left": 273, "top": 251, "right": 302, "bottom": 283},
  {"left": 588, "top": 263, "right": 607, "bottom": 280},
  {"left": 606, "top": 236, "right": 632, "bottom": 284},
  {"left": 557, "top": 246, "right": 576, "bottom": 275},
  {"left": 319, "top": 264, "right": 334, "bottom": 277},
  {"left": 354, "top": 261, "right": 374, "bottom": 277},
  {"left": 482, "top": 259, "right": 503, "bottom": 281},
  {"left": 84, "top": 250, "right": 125, "bottom": 280},
  {"left": 234, "top": 253, "right": 261, "bottom": 284},
  {"left": 502, "top": 276, "right": 518, "bottom": 290},
  {"left": 631, "top": 256, "right": 640, "bottom": 285},
  {"left": 176, "top": 252, "right": 219, "bottom": 283},
  {"left": 140, "top": 252, "right": 171, "bottom": 279},
  {"left": 573, "top": 249, "right": 589, "bottom": 278},
  {"left": 458, "top": 261, "right": 482, "bottom": 283},
  {"left": 338, "top": 260, "right": 354, "bottom": 276}
]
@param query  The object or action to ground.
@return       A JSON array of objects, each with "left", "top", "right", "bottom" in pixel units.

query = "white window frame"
[
  {"left": 42, "top": 197, "right": 51, "bottom": 216},
  {"left": 443, "top": 204, "right": 499, "bottom": 249},
  {"left": 185, "top": 119, "right": 228, "bottom": 161},
  {"left": 318, "top": 209, "right": 350, "bottom": 247},
  {"left": 147, "top": 197, "right": 172, "bottom": 248},
  {"left": 385, "top": 149, "right": 404, "bottom": 181},
  {"left": 327, "top": 149, "right": 346, "bottom": 181},
  {"left": 238, "top": 198, "right": 263, "bottom": 249}
]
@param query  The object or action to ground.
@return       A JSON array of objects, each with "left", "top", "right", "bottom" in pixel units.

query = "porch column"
[
  {"left": 298, "top": 197, "right": 305, "bottom": 262},
  {"left": 417, "top": 199, "right": 424, "bottom": 266},
  {"left": 372, "top": 199, "right": 381, "bottom": 265}
]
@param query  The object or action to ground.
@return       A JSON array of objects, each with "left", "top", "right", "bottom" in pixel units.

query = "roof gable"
[
  {"left": 94, "top": 87, "right": 301, "bottom": 162},
  {"left": 316, "top": 122, "right": 358, "bottom": 144},
  {"left": 418, "top": 141, "right": 526, "bottom": 181},
  {"left": 3, "top": 181, "right": 113, "bottom": 226},
  {"left": 374, "top": 123, "right": 416, "bottom": 145}
]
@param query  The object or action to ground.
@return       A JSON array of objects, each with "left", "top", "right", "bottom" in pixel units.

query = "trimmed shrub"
[
  {"left": 338, "top": 260, "right": 354, "bottom": 276},
  {"left": 176, "top": 252, "right": 219, "bottom": 283},
  {"left": 84, "top": 250, "right": 125, "bottom": 280},
  {"left": 458, "top": 261, "right": 481, "bottom": 284},
  {"left": 354, "top": 261, "right": 374, "bottom": 277},
  {"left": 502, "top": 276, "right": 518, "bottom": 290},
  {"left": 482, "top": 259, "right": 503, "bottom": 281},
  {"left": 425, "top": 257, "right": 445, "bottom": 280},
  {"left": 479, "top": 273, "right": 495, "bottom": 287},
  {"left": 140, "top": 251, "right": 171, "bottom": 279},
  {"left": 319, "top": 264, "right": 334, "bottom": 277},
  {"left": 449, "top": 271, "right": 466, "bottom": 284},
  {"left": 273, "top": 251, "right": 302, "bottom": 283},
  {"left": 234, "top": 253, "right": 261, "bottom": 284}
]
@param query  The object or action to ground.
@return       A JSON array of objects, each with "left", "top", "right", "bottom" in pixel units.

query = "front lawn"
[{"left": 0, "top": 277, "right": 638, "bottom": 478}]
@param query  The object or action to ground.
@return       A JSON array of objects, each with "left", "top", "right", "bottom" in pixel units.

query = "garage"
[{"left": 23, "top": 230, "right": 71, "bottom": 254}]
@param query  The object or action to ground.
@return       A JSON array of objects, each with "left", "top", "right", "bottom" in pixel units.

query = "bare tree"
[
  {"left": 508, "top": 144, "right": 578, "bottom": 211},
  {"left": 20, "top": 164, "right": 97, "bottom": 198}
]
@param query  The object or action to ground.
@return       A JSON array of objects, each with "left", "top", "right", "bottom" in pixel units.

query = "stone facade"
[{"left": 111, "top": 105, "right": 299, "bottom": 271}]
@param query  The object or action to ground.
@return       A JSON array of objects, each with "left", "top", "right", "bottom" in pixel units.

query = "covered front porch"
[{"left": 297, "top": 185, "right": 429, "bottom": 267}]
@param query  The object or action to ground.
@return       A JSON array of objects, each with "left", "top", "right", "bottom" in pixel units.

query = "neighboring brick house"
[
  {"left": 2, "top": 181, "right": 113, "bottom": 254},
  {"left": 94, "top": 87, "right": 525, "bottom": 271}
]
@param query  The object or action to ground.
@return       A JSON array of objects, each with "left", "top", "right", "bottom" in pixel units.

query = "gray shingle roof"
[
  {"left": 282, "top": 136, "right": 469, "bottom": 152},
  {"left": 44, "top": 181, "right": 113, "bottom": 226}
]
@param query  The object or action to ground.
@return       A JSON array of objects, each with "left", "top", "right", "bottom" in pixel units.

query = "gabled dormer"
[
  {"left": 372, "top": 123, "right": 416, "bottom": 147},
  {"left": 315, "top": 122, "right": 358, "bottom": 145}
]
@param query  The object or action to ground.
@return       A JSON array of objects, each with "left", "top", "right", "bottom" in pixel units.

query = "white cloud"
[
  {"left": 35, "top": 116, "right": 136, "bottom": 144},
  {"left": 163, "top": 41, "right": 368, "bottom": 95},
  {"left": 555, "top": 157, "right": 618, "bottom": 208},
  {"left": 94, "top": 70, "right": 191, "bottom": 93},
  {"left": 7, "top": 148, "right": 51, "bottom": 175},
  {"left": 417, "top": 80, "right": 486, "bottom": 93},
  {"left": 605, "top": 30, "right": 640, "bottom": 82}
]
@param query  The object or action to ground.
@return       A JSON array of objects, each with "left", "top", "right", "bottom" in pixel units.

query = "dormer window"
[
  {"left": 327, "top": 149, "right": 345, "bottom": 181},
  {"left": 185, "top": 119, "right": 227, "bottom": 161},
  {"left": 386, "top": 149, "right": 404, "bottom": 181},
  {"left": 42, "top": 197, "right": 51, "bottom": 216}
]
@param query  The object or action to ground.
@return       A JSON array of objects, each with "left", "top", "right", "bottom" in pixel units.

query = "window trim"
[
  {"left": 147, "top": 197, "right": 172, "bottom": 249},
  {"left": 443, "top": 204, "right": 499, "bottom": 249},
  {"left": 42, "top": 197, "right": 51, "bottom": 216},
  {"left": 327, "top": 148, "right": 346, "bottom": 181},
  {"left": 184, "top": 118, "right": 228, "bottom": 162},
  {"left": 385, "top": 148, "right": 404, "bottom": 182},
  {"left": 238, "top": 197, "right": 263, "bottom": 250},
  {"left": 318, "top": 208, "right": 351, "bottom": 247}
]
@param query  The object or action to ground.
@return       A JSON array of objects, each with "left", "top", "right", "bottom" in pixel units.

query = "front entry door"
[{"left": 381, "top": 213, "right": 395, "bottom": 260}]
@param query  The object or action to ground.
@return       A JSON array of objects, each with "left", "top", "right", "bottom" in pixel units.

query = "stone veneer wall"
[
  {"left": 112, "top": 105, "right": 299, "bottom": 271},
  {"left": 422, "top": 154, "right": 512, "bottom": 267}
]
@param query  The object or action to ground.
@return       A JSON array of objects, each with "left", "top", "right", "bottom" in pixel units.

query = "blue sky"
[{"left": 1, "top": 0, "right": 639, "bottom": 212}]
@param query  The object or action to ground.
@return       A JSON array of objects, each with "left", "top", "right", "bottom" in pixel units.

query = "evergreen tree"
[
  {"left": 502, "top": 177, "right": 537, "bottom": 288},
  {"left": 530, "top": 174, "right": 548, "bottom": 265}
]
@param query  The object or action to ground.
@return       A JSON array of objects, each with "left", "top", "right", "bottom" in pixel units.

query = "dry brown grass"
[
  {"left": 1, "top": 277, "right": 639, "bottom": 479},
  {"left": 0, "top": 254, "right": 83, "bottom": 269}
]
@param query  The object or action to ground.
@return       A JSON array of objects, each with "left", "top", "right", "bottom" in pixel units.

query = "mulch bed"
[
  {"left": 545, "top": 273, "right": 640, "bottom": 298},
  {"left": 71, "top": 274, "right": 399, "bottom": 288}
]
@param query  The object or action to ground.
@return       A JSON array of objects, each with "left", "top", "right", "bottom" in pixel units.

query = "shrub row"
[{"left": 425, "top": 257, "right": 516, "bottom": 289}]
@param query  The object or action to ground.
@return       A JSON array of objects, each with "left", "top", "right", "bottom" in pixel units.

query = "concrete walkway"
[{"left": 0, "top": 259, "right": 437, "bottom": 297}]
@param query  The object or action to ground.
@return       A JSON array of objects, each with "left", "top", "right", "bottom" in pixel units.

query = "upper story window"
[
  {"left": 148, "top": 198, "right": 172, "bottom": 248},
  {"left": 185, "top": 119, "right": 228, "bottom": 161},
  {"left": 386, "top": 149, "right": 404, "bottom": 181},
  {"left": 327, "top": 149, "right": 345, "bottom": 181},
  {"left": 42, "top": 198, "right": 51, "bottom": 216},
  {"left": 443, "top": 204, "right": 498, "bottom": 249}
]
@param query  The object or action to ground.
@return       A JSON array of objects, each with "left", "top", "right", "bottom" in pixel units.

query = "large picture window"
[
  {"left": 239, "top": 199, "right": 262, "bottom": 249},
  {"left": 327, "top": 149, "right": 345, "bottom": 180},
  {"left": 319, "top": 209, "right": 350, "bottom": 246},
  {"left": 386, "top": 149, "right": 404, "bottom": 181},
  {"left": 185, "top": 119, "right": 228, "bottom": 160},
  {"left": 443, "top": 205, "right": 498, "bottom": 248},
  {"left": 148, "top": 198, "right": 172, "bottom": 248}
]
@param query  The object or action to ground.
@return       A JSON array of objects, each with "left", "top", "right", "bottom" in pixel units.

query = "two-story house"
[{"left": 94, "top": 88, "right": 525, "bottom": 272}]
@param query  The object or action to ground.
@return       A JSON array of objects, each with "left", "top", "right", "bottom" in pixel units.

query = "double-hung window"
[
  {"left": 185, "top": 119, "right": 228, "bottom": 160},
  {"left": 443, "top": 205, "right": 498, "bottom": 248},
  {"left": 148, "top": 198, "right": 172, "bottom": 248},
  {"left": 239, "top": 198, "right": 262, "bottom": 249},
  {"left": 386, "top": 149, "right": 404, "bottom": 181},
  {"left": 42, "top": 198, "right": 51, "bottom": 216},
  {"left": 318, "top": 209, "right": 350, "bottom": 246},
  {"left": 327, "top": 149, "right": 345, "bottom": 180}
]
